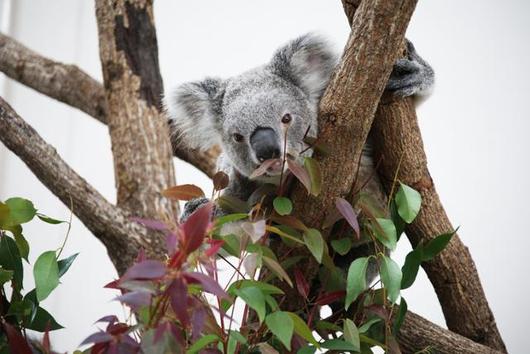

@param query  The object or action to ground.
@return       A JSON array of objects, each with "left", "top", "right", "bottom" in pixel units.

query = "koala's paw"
[
  {"left": 180, "top": 197, "right": 210, "bottom": 223},
  {"left": 386, "top": 40, "right": 434, "bottom": 98}
]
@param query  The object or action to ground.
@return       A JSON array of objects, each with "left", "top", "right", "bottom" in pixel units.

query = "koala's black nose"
[{"left": 250, "top": 127, "right": 281, "bottom": 162}]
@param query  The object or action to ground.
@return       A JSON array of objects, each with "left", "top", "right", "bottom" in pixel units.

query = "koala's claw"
[
  {"left": 386, "top": 40, "right": 434, "bottom": 98},
  {"left": 180, "top": 197, "right": 210, "bottom": 223}
]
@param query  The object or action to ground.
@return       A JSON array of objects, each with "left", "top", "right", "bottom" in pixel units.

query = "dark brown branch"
[
  {"left": 0, "top": 32, "right": 218, "bottom": 178},
  {"left": 399, "top": 310, "right": 502, "bottom": 354},
  {"left": 371, "top": 96, "right": 506, "bottom": 351},
  {"left": 0, "top": 96, "right": 154, "bottom": 275}
]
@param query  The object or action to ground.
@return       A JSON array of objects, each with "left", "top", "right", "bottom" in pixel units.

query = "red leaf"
[
  {"left": 104, "top": 279, "right": 120, "bottom": 289},
  {"left": 213, "top": 171, "right": 230, "bottom": 191},
  {"left": 315, "top": 290, "right": 346, "bottom": 306},
  {"left": 2, "top": 322, "right": 32, "bottom": 354},
  {"left": 81, "top": 331, "right": 113, "bottom": 346},
  {"left": 365, "top": 304, "right": 390, "bottom": 321},
  {"left": 294, "top": 268, "right": 309, "bottom": 299},
  {"left": 191, "top": 305, "right": 207, "bottom": 340},
  {"left": 162, "top": 184, "right": 205, "bottom": 201},
  {"left": 43, "top": 322, "right": 51, "bottom": 353},
  {"left": 121, "top": 260, "right": 166, "bottom": 282},
  {"left": 205, "top": 239, "right": 224, "bottom": 257},
  {"left": 287, "top": 159, "right": 311, "bottom": 193},
  {"left": 95, "top": 315, "right": 118, "bottom": 325},
  {"left": 167, "top": 278, "right": 189, "bottom": 327},
  {"left": 183, "top": 272, "right": 228, "bottom": 299},
  {"left": 335, "top": 197, "right": 360, "bottom": 239},
  {"left": 181, "top": 202, "right": 213, "bottom": 254},
  {"left": 114, "top": 291, "right": 151, "bottom": 310}
]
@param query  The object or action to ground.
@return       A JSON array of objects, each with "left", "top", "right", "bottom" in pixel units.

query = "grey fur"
[{"left": 166, "top": 33, "right": 434, "bottom": 214}]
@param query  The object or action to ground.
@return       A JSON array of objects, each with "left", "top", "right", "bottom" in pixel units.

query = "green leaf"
[
  {"left": 37, "top": 214, "right": 66, "bottom": 225},
  {"left": 0, "top": 202, "right": 9, "bottom": 227},
  {"left": 234, "top": 286, "right": 266, "bottom": 323},
  {"left": 214, "top": 213, "right": 248, "bottom": 228},
  {"left": 23, "top": 306, "right": 63, "bottom": 332},
  {"left": 273, "top": 197, "right": 293, "bottom": 216},
  {"left": 331, "top": 238, "right": 352, "bottom": 256},
  {"left": 0, "top": 268, "right": 13, "bottom": 285},
  {"left": 228, "top": 330, "right": 247, "bottom": 344},
  {"left": 186, "top": 334, "right": 219, "bottom": 354},
  {"left": 13, "top": 232, "right": 29, "bottom": 262},
  {"left": 4, "top": 198, "right": 37, "bottom": 226},
  {"left": 395, "top": 183, "right": 422, "bottom": 223},
  {"left": 343, "top": 319, "right": 360, "bottom": 352},
  {"left": 380, "top": 255, "right": 402, "bottom": 303},
  {"left": 358, "top": 317, "right": 382, "bottom": 333},
  {"left": 34, "top": 251, "right": 60, "bottom": 302},
  {"left": 393, "top": 297, "right": 408, "bottom": 334},
  {"left": 57, "top": 253, "right": 78, "bottom": 278},
  {"left": 422, "top": 230, "right": 457, "bottom": 261},
  {"left": 287, "top": 312, "right": 319, "bottom": 347},
  {"left": 304, "top": 157, "right": 322, "bottom": 196},
  {"left": 262, "top": 256, "right": 293, "bottom": 287},
  {"left": 221, "top": 234, "right": 241, "bottom": 257},
  {"left": 345, "top": 257, "right": 370, "bottom": 310},
  {"left": 266, "top": 311, "right": 294, "bottom": 350},
  {"left": 401, "top": 248, "right": 422, "bottom": 289},
  {"left": 297, "top": 346, "right": 316, "bottom": 354},
  {"left": 321, "top": 339, "right": 359, "bottom": 351},
  {"left": 228, "top": 280, "right": 284, "bottom": 296},
  {"left": 0, "top": 235, "right": 23, "bottom": 290},
  {"left": 303, "top": 228, "right": 324, "bottom": 263},
  {"left": 373, "top": 218, "right": 397, "bottom": 251}
]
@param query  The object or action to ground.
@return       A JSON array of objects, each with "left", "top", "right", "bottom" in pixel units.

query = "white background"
[{"left": 0, "top": 0, "right": 528, "bottom": 352}]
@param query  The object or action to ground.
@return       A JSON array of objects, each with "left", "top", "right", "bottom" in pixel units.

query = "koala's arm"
[{"left": 386, "top": 39, "right": 435, "bottom": 100}]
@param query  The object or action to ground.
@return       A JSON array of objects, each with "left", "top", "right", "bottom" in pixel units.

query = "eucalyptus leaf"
[
  {"left": 345, "top": 257, "right": 370, "bottom": 310},
  {"left": 34, "top": 251, "right": 59, "bottom": 302},
  {"left": 273, "top": 197, "right": 293, "bottom": 216},
  {"left": 380, "top": 255, "right": 402, "bottom": 303},
  {"left": 395, "top": 183, "right": 422, "bottom": 223},
  {"left": 4, "top": 198, "right": 37, "bottom": 226},
  {"left": 266, "top": 311, "right": 294, "bottom": 350},
  {"left": 303, "top": 228, "right": 324, "bottom": 263},
  {"left": 343, "top": 319, "right": 360, "bottom": 351},
  {"left": 234, "top": 286, "right": 266, "bottom": 323}
]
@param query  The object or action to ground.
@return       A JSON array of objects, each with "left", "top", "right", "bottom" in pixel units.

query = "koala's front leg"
[
  {"left": 386, "top": 39, "right": 435, "bottom": 98},
  {"left": 180, "top": 197, "right": 212, "bottom": 223}
]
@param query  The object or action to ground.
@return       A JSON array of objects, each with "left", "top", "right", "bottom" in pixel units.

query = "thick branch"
[
  {"left": 399, "top": 310, "right": 502, "bottom": 354},
  {"left": 274, "top": 0, "right": 418, "bottom": 310},
  {"left": 371, "top": 96, "right": 506, "bottom": 350},
  {"left": 0, "top": 32, "right": 218, "bottom": 178},
  {"left": 95, "top": 0, "right": 176, "bottom": 222},
  {"left": 340, "top": 1, "right": 506, "bottom": 350},
  {"left": 0, "top": 97, "right": 155, "bottom": 275}
]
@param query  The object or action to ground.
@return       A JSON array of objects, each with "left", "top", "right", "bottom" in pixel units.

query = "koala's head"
[{"left": 166, "top": 33, "right": 337, "bottom": 178}]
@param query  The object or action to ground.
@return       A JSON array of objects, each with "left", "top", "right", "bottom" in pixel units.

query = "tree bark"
[
  {"left": 371, "top": 95, "right": 506, "bottom": 351},
  {"left": 94, "top": 0, "right": 176, "bottom": 225},
  {"left": 0, "top": 97, "right": 155, "bottom": 275},
  {"left": 399, "top": 310, "right": 501, "bottom": 354},
  {"left": 272, "top": 0, "right": 418, "bottom": 311},
  {"left": 0, "top": 32, "right": 219, "bottom": 178},
  {"left": 340, "top": 1, "right": 506, "bottom": 351}
]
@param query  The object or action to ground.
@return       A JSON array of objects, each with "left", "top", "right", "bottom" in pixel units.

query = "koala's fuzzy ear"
[
  {"left": 269, "top": 33, "right": 337, "bottom": 102},
  {"left": 165, "top": 78, "right": 225, "bottom": 150}
]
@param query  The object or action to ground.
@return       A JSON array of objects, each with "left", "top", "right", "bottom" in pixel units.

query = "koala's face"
[{"left": 166, "top": 33, "right": 337, "bottom": 178}]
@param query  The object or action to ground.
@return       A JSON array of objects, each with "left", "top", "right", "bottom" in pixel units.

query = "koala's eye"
[
  {"left": 232, "top": 133, "right": 244, "bottom": 143},
  {"left": 281, "top": 113, "right": 292, "bottom": 124}
]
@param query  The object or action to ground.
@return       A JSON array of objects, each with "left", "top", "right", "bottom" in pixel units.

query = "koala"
[{"left": 166, "top": 33, "right": 434, "bottom": 220}]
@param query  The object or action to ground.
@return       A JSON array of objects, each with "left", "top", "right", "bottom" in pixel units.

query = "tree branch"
[
  {"left": 371, "top": 95, "right": 506, "bottom": 351},
  {"left": 339, "top": 1, "right": 506, "bottom": 350},
  {"left": 0, "top": 96, "right": 154, "bottom": 275},
  {"left": 0, "top": 32, "right": 219, "bottom": 178},
  {"left": 399, "top": 310, "right": 502, "bottom": 354},
  {"left": 272, "top": 0, "right": 418, "bottom": 311}
]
